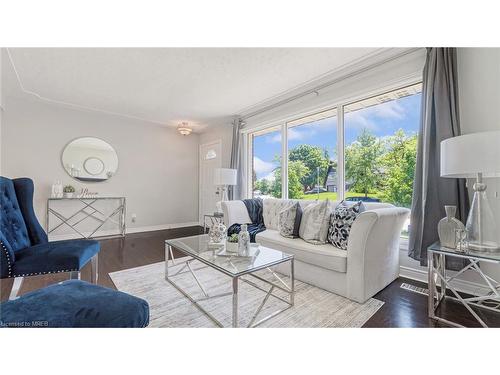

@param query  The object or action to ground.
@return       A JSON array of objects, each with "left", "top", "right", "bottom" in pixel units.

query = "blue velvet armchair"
[{"left": 0, "top": 176, "right": 100, "bottom": 299}]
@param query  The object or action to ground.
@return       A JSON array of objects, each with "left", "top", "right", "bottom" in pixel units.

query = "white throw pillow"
[
  {"left": 298, "top": 199, "right": 331, "bottom": 244},
  {"left": 278, "top": 202, "right": 302, "bottom": 239}
]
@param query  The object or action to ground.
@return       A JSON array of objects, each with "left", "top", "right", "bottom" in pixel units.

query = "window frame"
[{"left": 245, "top": 78, "right": 423, "bottom": 201}]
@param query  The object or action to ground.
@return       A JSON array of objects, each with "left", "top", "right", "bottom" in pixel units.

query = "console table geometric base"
[
  {"left": 428, "top": 242, "right": 500, "bottom": 328},
  {"left": 47, "top": 197, "right": 126, "bottom": 239}
]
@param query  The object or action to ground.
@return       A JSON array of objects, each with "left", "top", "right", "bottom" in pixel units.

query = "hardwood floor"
[{"left": 2, "top": 226, "right": 499, "bottom": 327}]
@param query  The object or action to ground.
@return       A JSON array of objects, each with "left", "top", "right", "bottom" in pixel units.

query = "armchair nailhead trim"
[
  {"left": 1, "top": 241, "right": 13, "bottom": 278},
  {"left": 12, "top": 269, "right": 78, "bottom": 278}
]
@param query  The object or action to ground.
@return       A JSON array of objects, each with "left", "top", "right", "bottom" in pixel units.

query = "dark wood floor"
[{"left": 2, "top": 226, "right": 498, "bottom": 327}]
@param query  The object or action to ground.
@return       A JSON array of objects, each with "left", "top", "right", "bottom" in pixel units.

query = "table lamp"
[
  {"left": 214, "top": 168, "right": 237, "bottom": 213},
  {"left": 440, "top": 131, "right": 500, "bottom": 252}
]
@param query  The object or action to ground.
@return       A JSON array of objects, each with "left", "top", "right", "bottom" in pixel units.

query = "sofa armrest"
[
  {"left": 221, "top": 201, "right": 252, "bottom": 228},
  {"left": 346, "top": 207, "right": 410, "bottom": 303}
]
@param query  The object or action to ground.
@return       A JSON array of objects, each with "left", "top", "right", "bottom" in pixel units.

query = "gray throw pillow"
[
  {"left": 299, "top": 199, "right": 331, "bottom": 244},
  {"left": 328, "top": 200, "right": 365, "bottom": 250},
  {"left": 278, "top": 202, "right": 302, "bottom": 238}
]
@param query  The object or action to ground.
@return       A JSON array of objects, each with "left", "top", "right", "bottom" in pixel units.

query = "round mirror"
[{"left": 62, "top": 137, "right": 118, "bottom": 182}]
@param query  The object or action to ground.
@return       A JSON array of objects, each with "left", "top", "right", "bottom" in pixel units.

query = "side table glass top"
[
  {"left": 428, "top": 242, "right": 500, "bottom": 263},
  {"left": 166, "top": 234, "right": 293, "bottom": 276}
]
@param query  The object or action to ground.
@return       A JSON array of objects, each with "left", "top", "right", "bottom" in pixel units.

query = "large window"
[
  {"left": 248, "top": 82, "right": 422, "bottom": 235},
  {"left": 344, "top": 84, "right": 421, "bottom": 208},
  {"left": 287, "top": 108, "right": 337, "bottom": 200},
  {"left": 251, "top": 127, "right": 282, "bottom": 198}
]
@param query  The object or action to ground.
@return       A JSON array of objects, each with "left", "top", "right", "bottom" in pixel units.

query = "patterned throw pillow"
[
  {"left": 299, "top": 199, "right": 331, "bottom": 244},
  {"left": 328, "top": 201, "right": 365, "bottom": 250},
  {"left": 278, "top": 202, "right": 303, "bottom": 238}
]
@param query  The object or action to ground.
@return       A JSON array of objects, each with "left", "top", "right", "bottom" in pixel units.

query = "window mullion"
[
  {"left": 337, "top": 106, "right": 345, "bottom": 201},
  {"left": 281, "top": 123, "right": 288, "bottom": 199}
]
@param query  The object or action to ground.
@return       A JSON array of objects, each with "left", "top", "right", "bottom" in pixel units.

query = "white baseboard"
[
  {"left": 48, "top": 221, "right": 201, "bottom": 241},
  {"left": 399, "top": 265, "right": 490, "bottom": 296}
]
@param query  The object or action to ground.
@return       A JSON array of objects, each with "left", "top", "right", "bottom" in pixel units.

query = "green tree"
[
  {"left": 270, "top": 167, "right": 282, "bottom": 198},
  {"left": 259, "top": 178, "right": 271, "bottom": 195},
  {"left": 289, "top": 144, "right": 330, "bottom": 190},
  {"left": 380, "top": 129, "right": 417, "bottom": 207},
  {"left": 269, "top": 158, "right": 310, "bottom": 199},
  {"left": 345, "top": 128, "right": 384, "bottom": 197},
  {"left": 253, "top": 179, "right": 261, "bottom": 193},
  {"left": 288, "top": 160, "right": 310, "bottom": 198}
]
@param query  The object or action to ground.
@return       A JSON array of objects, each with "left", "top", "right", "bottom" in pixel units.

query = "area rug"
[{"left": 109, "top": 261, "right": 383, "bottom": 328}]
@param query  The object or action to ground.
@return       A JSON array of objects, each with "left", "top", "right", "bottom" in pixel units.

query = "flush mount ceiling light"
[{"left": 177, "top": 122, "right": 193, "bottom": 136}]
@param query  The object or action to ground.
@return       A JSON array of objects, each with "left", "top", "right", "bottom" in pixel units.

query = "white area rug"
[{"left": 109, "top": 261, "right": 383, "bottom": 328}]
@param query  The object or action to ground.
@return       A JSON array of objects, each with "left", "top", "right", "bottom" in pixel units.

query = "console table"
[
  {"left": 47, "top": 197, "right": 126, "bottom": 239},
  {"left": 428, "top": 242, "right": 500, "bottom": 327}
]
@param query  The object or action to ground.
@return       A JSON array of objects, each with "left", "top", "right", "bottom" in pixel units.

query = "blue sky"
[{"left": 253, "top": 93, "right": 421, "bottom": 180}]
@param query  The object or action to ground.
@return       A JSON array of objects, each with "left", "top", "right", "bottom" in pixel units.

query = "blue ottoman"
[{"left": 0, "top": 280, "right": 149, "bottom": 328}]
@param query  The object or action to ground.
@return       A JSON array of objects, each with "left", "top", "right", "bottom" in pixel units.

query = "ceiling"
[{"left": 5, "top": 48, "right": 386, "bottom": 131}]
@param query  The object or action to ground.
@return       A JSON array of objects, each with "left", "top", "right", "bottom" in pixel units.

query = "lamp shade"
[
  {"left": 440, "top": 131, "right": 500, "bottom": 178},
  {"left": 214, "top": 168, "right": 237, "bottom": 185}
]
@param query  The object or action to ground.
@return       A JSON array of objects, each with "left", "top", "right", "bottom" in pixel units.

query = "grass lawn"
[{"left": 299, "top": 191, "right": 381, "bottom": 201}]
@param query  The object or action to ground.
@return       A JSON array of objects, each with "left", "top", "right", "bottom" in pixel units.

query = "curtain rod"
[{"left": 239, "top": 48, "right": 422, "bottom": 122}]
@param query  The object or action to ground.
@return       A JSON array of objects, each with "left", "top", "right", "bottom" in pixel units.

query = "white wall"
[
  {"left": 1, "top": 95, "right": 200, "bottom": 235},
  {"left": 458, "top": 47, "right": 500, "bottom": 220}
]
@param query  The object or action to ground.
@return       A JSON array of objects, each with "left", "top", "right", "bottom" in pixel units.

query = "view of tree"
[
  {"left": 270, "top": 166, "right": 282, "bottom": 198},
  {"left": 254, "top": 178, "right": 271, "bottom": 195},
  {"left": 288, "top": 160, "right": 310, "bottom": 198},
  {"left": 380, "top": 129, "right": 417, "bottom": 207},
  {"left": 288, "top": 144, "right": 330, "bottom": 190},
  {"left": 344, "top": 129, "right": 384, "bottom": 197},
  {"left": 253, "top": 128, "right": 417, "bottom": 206}
]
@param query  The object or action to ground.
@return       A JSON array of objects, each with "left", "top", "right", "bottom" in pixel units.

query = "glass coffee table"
[{"left": 165, "top": 234, "right": 294, "bottom": 328}]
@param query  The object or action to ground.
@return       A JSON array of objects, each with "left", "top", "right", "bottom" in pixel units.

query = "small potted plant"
[
  {"left": 63, "top": 185, "right": 76, "bottom": 198},
  {"left": 226, "top": 233, "right": 239, "bottom": 253}
]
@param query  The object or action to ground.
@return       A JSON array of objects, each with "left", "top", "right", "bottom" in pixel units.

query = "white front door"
[{"left": 199, "top": 140, "right": 222, "bottom": 224}]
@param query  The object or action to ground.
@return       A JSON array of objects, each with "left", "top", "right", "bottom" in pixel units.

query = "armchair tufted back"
[{"left": 0, "top": 177, "right": 48, "bottom": 253}]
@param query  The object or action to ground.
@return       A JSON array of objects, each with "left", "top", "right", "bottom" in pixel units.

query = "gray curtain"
[
  {"left": 228, "top": 117, "right": 243, "bottom": 200},
  {"left": 408, "top": 48, "right": 469, "bottom": 269}
]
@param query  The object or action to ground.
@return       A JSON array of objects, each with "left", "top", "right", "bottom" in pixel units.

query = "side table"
[{"left": 427, "top": 242, "right": 500, "bottom": 327}]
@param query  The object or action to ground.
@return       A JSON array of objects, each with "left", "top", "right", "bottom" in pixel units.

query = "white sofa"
[{"left": 222, "top": 198, "right": 410, "bottom": 303}]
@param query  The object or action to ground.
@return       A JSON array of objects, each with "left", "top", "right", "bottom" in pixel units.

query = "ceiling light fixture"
[{"left": 177, "top": 122, "right": 193, "bottom": 136}]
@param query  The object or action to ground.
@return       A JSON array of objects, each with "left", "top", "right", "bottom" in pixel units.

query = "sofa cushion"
[
  {"left": 263, "top": 198, "right": 338, "bottom": 231},
  {"left": 328, "top": 200, "right": 365, "bottom": 250},
  {"left": 0, "top": 176, "right": 31, "bottom": 252},
  {"left": 256, "top": 229, "right": 347, "bottom": 273},
  {"left": 299, "top": 199, "right": 331, "bottom": 244},
  {"left": 12, "top": 239, "right": 100, "bottom": 277},
  {"left": 0, "top": 280, "right": 149, "bottom": 328},
  {"left": 278, "top": 202, "right": 302, "bottom": 238}
]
